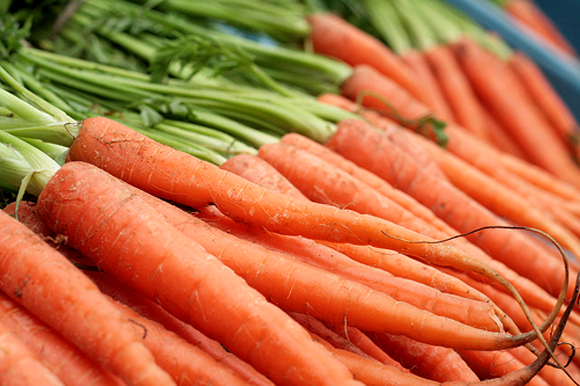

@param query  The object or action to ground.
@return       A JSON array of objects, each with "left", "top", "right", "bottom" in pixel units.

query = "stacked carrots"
[{"left": 1, "top": 0, "right": 580, "bottom": 385}]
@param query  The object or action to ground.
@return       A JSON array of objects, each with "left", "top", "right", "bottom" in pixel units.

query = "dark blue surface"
[
  {"left": 533, "top": 0, "right": 580, "bottom": 53},
  {"left": 441, "top": 0, "right": 580, "bottom": 121}
]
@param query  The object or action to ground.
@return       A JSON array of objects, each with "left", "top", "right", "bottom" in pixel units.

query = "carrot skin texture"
[
  {"left": 255, "top": 142, "right": 504, "bottom": 331},
  {"left": 87, "top": 270, "right": 274, "bottom": 386},
  {"left": 108, "top": 296, "right": 250, "bottom": 386},
  {"left": 458, "top": 349, "right": 548, "bottom": 386},
  {"left": 369, "top": 332, "right": 480, "bottom": 383},
  {"left": 35, "top": 161, "right": 362, "bottom": 386},
  {"left": 0, "top": 290, "right": 124, "bottom": 386},
  {"left": 0, "top": 210, "right": 174, "bottom": 386},
  {"left": 220, "top": 154, "right": 308, "bottom": 200},
  {"left": 0, "top": 318, "right": 65, "bottom": 386}
]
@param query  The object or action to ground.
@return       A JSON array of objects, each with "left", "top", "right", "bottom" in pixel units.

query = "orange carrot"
[
  {"left": 339, "top": 64, "right": 443, "bottom": 133},
  {"left": 130, "top": 176, "right": 509, "bottom": 341},
  {"left": 66, "top": 117, "right": 567, "bottom": 352},
  {"left": 287, "top": 312, "right": 375, "bottom": 360},
  {"left": 107, "top": 294, "right": 250, "bottom": 386},
  {"left": 314, "top": 325, "right": 573, "bottom": 386},
  {"left": 0, "top": 318, "right": 65, "bottom": 386},
  {"left": 208, "top": 206, "right": 505, "bottom": 332},
  {"left": 508, "top": 51, "right": 580, "bottom": 158},
  {"left": 402, "top": 49, "right": 455, "bottom": 120},
  {"left": 451, "top": 36, "right": 580, "bottom": 185},
  {"left": 369, "top": 332, "right": 480, "bottom": 383},
  {"left": 511, "top": 345, "right": 578, "bottom": 386},
  {"left": 498, "top": 151, "right": 580, "bottom": 206},
  {"left": 424, "top": 43, "right": 489, "bottom": 140},
  {"left": 326, "top": 118, "right": 571, "bottom": 299},
  {"left": 256, "top": 141, "right": 521, "bottom": 330},
  {"left": 0, "top": 209, "right": 174, "bottom": 386},
  {"left": 306, "top": 13, "right": 431, "bottom": 105},
  {"left": 478, "top": 104, "right": 529, "bottom": 158},
  {"left": 220, "top": 153, "right": 307, "bottom": 200},
  {"left": 503, "top": 0, "right": 577, "bottom": 56},
  {"left": 277, "top": 132, "right": 569, "bottom": 323},
  {"left": 87, "top": 270, "right": 275, "bottom": 386},
  {"left": 321, "top": 322, "right": 405, "bottom": 370},
  {"left": 458, "top": 349, "right": 548, "bottom": 385},
  {"left": 310, "top": 335, "right": 442, "bottom": 386},
  {"left": 412, "top": 128, "right": 580, "bottom": 270},
  {"left": 340, "top": 59, "right": 580, "bottom": 189},
  {"left": 0, "top": 290, "right": 124, "bottom": 386},
  {"left": 318, "top": 92, "right": 580, "bottom": 226},
  {"left": 35, "top": 161, "right": 362, "bottom": 386}
]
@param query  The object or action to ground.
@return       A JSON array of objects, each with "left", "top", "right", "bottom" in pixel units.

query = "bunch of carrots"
[{"left": 2, "top": 0, "right": 580, "bottom": 385}]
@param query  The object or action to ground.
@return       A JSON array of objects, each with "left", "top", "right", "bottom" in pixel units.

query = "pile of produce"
[{"left": 1, "top": 0, "right": 580, "bottom": 384}]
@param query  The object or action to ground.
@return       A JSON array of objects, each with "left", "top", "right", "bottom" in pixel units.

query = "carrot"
[
  {"left": 340, "top": 60, "right": 580, "bottom": 190},
  {"left": 435, "top": 123, "right": 580, "bottom": 236},
  {"left": 306, "top": 13, "right": 432, "bottom": 105},
  {"left": 0, "top": 318, "right": 65, "bottom": 386},
  {"left": 66, "top": 117, "right": 568, "bottom": 351},
  {"left": 321, "top": 322, "right": 405, "bottom": 370},
  {"left": 507, "top": 51, "right": 580, "bottom": 158},
  {"left": 451, "top": 36, "right": 580, "bottom": 185},
  {"left": 424, "top": 43, "right": 490, "bottom": 140},
  {"left": 35, "top": 161, "right": 363, "bottom": 386},
  {"left": 321, "top": 91, "right": 579, "bottom": 229},
  {"left": 498, "top": 151, "right": 580, "bottom": 206},
  {"left": 478, "top": 104, "right": 529, "bottom": 158},
  {"left": 278, "top": 132, "right": 569, "bottom": 323},
  {"left": 339, "top": 64, "right": 444, "bottom": 137},
  {"left": 401, "top": 49, "right": 455, "bottom": 121},
  {"left": 280, "top": 127, "right": 447, "bottom": 232},
  {"left": 130, "top": 176, "right": 510, "bottom": 342},
  {"left": 412, "top": 128, "right": 580, "bottom": 270},
  {"left": 0, "top": 209, "right": 175, "bottom": 386},
  {"left": 209, "top": 205, "right": 506, "bottom": 332},
  {"left": 315, "top": 306, "right": 578, "bottom": 386},
  {"left": 86, "top": 270, "right": 275, "bottom": 386},
  {"left": 312, "top": 340, "right": 444, "bottom": 386},
  {"left": 369, "top": 332, "right": 480, "bottom": 383},
  {"left": 503, "top": 0, "right": 577, "bottom": 56},
  {"left": 325, "top": 118, "right": 571, "bottom": 299},
  {"left": 0, "top": 290, "right": 124, "bottom": 386},
  {"left": 107, "top": 294, "right": 251, "bottom": 386},
  {"left": 287, "top": 312, "right": 374, "bottom": 361},
  {"left": 220, "top": 153, "right": 308, "bottom": 200},
  {"left": 256, "top": 142, "right": 517, "bottom": 330},
  {"left": 458, "top": 349, "right": 548, "bottom": 385},
  {"left": 509, "top": 345, "right": 577, "bottom": 386}
]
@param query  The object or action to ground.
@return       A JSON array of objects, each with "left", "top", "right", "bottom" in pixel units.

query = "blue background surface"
[{"left": 534, "top": 0, "right": 580, "bottom": 53}]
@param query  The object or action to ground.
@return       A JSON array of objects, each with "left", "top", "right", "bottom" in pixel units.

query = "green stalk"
[
  {"left": 156, "top": 0, "right": 310, "bottom": 42},
  {"left": 361, "top": 0, "right": 412, "bottom": 54},
  {"left": 22, "top": 47, "right": 338, "bottom": 144},
  {"left": 389, "top": 0, "right": 439, "bottom": 51},
  {"left": 61, "top": 0, "right": 352, "bottom": 95},
  {"left": 0, "top": 130, "right": 60, "bottom": 197}
]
